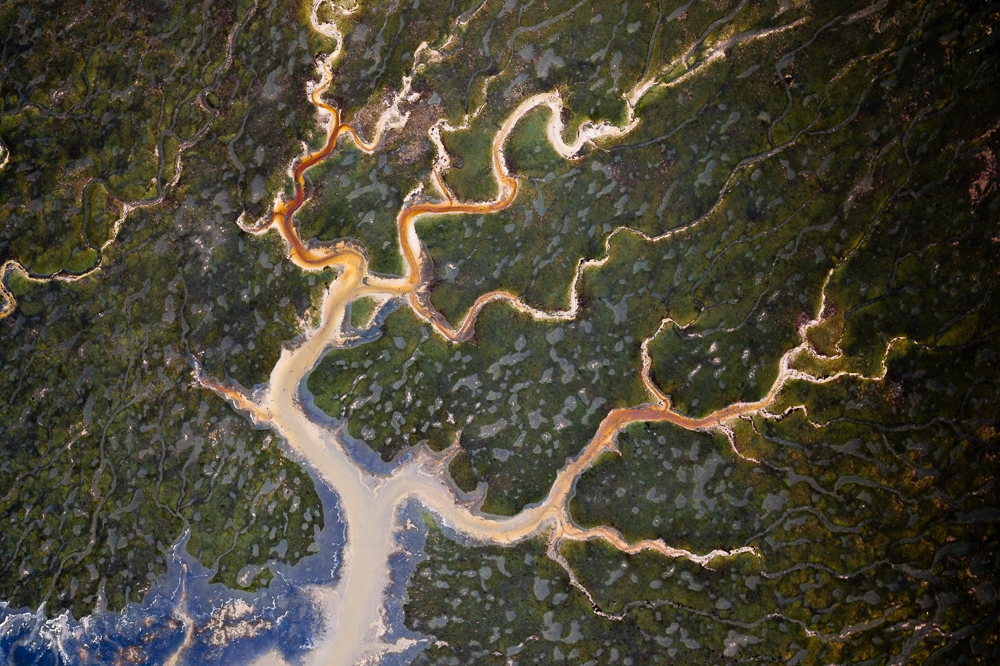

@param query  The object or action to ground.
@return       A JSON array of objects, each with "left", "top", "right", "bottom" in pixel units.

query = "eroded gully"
[{"left": 198, "top": 18, "right": 829, "bottom": 666}]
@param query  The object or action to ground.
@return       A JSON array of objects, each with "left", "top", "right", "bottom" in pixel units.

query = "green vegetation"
[
  {"left": 406, "top": 522, "right": 613, "bottom": 665},
  {"left": 566, "top": 331, "right": 1000, "bottom": 664},
  {"left": 2, "top": 0, "right": 998, "bottom": 661},
  {"left": 309, "top": 254, "right": 661, "bottom": 514},
  {"left": 0, "top": 0, "right": 335, "bottom": 616},
  {"left": 408, "top": 333, "right": 999, "bottom": 662},
  {"left": 349, "top": 295, "right": 381, "bottom": 330},
  {"left": 311, "top": 0, "right": 999, "bottom": 443},
  {"left": 307, "top": 0, "right": 1000, "bottom": 661},
  {"left": 293, "top": 139, "right": 427, "bottom": 276}
]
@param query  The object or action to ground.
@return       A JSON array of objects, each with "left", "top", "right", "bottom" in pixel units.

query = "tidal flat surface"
[{"left": 2, "top": 0, "right": 998, "bottom": 664}]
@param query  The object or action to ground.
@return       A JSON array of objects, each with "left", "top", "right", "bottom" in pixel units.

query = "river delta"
[{"left": 1, "top": 0, "right": 998, "bottom": 664}]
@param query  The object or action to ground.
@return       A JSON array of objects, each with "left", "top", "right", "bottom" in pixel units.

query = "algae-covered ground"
[
  {"left": 308, "top": 0, "right": 998, "bottom": 499},
  {"left": 2, "top": 0, "right": 998, "bottom": 661},
  {"left": 304, "top": 0, "right": 999, "bottom": 661},
  {"left": 407, "top": 333, "right": 999, "bottom": 664},
  {"left": 0, "top": 0, "right": 335, "bottom": 616}
]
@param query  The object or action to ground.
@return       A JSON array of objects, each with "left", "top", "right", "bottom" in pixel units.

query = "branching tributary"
[{"left": 191, "top": 7, "right": 874, "bottom": 665}]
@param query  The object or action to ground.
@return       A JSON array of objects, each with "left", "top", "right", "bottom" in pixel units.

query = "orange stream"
[
  {"left": 203, "top": 48, "right": 811, "bottom": 665},
  {"left": 251, "top": 60, "right": 790, "bottom": 463},
  {"left": 256, "top": 68, "right": 535, "bottom": 345}
]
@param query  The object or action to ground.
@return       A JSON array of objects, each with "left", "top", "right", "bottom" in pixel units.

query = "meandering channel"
[{"left": 197, "top": 10, "right": 847, "bottom": 666}]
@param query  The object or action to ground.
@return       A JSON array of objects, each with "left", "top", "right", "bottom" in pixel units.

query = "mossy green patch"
[
  {"left": 0, "top": 0, "right": 332, "bottom": 617},
  {"left": 350, "top": 296, "right": 379, "bottom": 330}
]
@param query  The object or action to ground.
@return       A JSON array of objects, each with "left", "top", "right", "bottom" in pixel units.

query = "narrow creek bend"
[{"left": 194, "top": 14, "right": 849, "bottom": 666}]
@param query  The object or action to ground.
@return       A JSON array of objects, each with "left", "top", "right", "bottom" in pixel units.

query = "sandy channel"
[{"left": 193, "top": 5, "right": 840, "bottom": 663}]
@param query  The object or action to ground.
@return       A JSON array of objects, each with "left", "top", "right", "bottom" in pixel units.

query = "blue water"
[
  {"left": 1, "top": 299, "right": 440, "bottom": 666},
  {"left": 0, "top": 458, "right": 438, "bottom": 665},
  {"left": 0, "top": 465, "right": 350, "bottom": 666}
]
